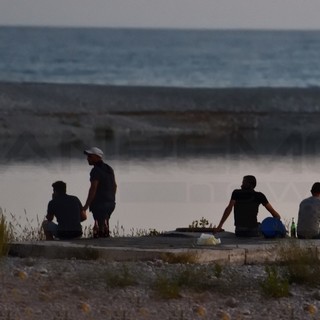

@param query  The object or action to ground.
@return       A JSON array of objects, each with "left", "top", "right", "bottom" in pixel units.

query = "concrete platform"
[{"left": 8, "top": 231, "right": 320, "bottom": 265}]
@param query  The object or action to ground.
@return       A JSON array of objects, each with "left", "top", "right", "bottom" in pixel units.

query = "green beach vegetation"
[
  {"left": 279, "top": 240, "right": 320, "bottom": 286},
  {"left": 260, "top": 265, "right": 290, "bottom": 298},
  {"left": 0, "top": 211, "right": 11, "bottom": 257},
  {"left": 260, "top": 240, "right": 320, "bottom": 298}
]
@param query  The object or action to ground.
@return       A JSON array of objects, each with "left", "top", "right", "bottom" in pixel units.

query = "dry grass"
[
  {"left": 278, "top": 239, "right": 320, "bottom": 286},
  {"left": 160, "top": 251, "right": 199, "bottom": 264},
  {"left": 152, "top": 263, "right": 227, "bottom": 299},
  {"left": 260, "top": 265, "right": 290, "bottom": 298},
  {"left": 104, "top": 265, "right": 138, "bottom": 288},
  {"left": 260, "top": 239, "right": 320, "bottom": 298},
  {"left": 0, "top": 211, "right": 12, "bottom": 257},
  {"left": 7, "top": 209, "right": 45, "bottom": 241},
  {"left": 3, "top": 209, "right": 163, "bottom": 242}
]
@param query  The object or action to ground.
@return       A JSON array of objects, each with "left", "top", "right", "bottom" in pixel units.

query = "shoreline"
[
  {"left": 2, "top": 81, "right": 320, "bottom": 112},
  {"left": 1, "top": 82, "right": 320, "bottom": 161}
]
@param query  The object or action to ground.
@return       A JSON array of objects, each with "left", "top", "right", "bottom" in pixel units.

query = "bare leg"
[
  {"left": 42, "top": 220, "right": 55, "bottom": 240},
  {"left": 93, "top": 220, "right": 99, "bottom": 238}
]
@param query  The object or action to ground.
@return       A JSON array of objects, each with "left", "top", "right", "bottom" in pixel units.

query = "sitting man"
[
  {"left": 42, "top": 181, "right": 87, "bottom": 240},
  {"left": 214, "top": 175, "right": 282, "bottom": 237},
  {"left": 297, "top": 182, "right": 320, "bottom": 239}
]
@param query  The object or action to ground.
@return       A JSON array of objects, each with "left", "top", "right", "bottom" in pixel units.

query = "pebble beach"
[{"left": 1, "top": 256, "right": 320, "bottom": 320}]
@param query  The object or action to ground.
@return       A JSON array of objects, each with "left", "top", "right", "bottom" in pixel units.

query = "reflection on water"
[{"left": 0, "top": 155, "right": 317, "bottom": 235}]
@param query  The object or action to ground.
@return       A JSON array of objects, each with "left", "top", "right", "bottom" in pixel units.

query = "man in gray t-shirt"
[{"left": 297, "top": 182, "right": 320, "bottom": 239}]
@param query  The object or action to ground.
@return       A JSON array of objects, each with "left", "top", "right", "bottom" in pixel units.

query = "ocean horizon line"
[
  {"left": 1, "top": 80, "right": 320, "bottom": 91},
  {"left": 2, "top": 25, "right": 320, "bottom": 32}
]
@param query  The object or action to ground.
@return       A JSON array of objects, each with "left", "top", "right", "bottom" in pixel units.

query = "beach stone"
[
  {"left": 225, "top": 297, "right": 238, "bottom": 308},
  {"left": 38, "top": 268, "right": 48, "bottom": 275},
  {"left": 192, "top": 305, "right": 206, "bottom": 317},
  {"left": 79, "top": 302, "right": 91, "bottom": 313},
  {"left": 138, "top": 307, "right": 150, "bottom": 317},
  {"left": 303, "top": 303, "right": 318, "bottom": 315},
  {"left": 153, "top": 259, "right": 164, "bottom": 267},
  {"left": 70, "top": 285, "right": 85, "bottom": 295},
  {"left": 38, "top": 292, "right": 51, "bottom": 302},
  {"left": 24, "top": 257, "right": 35, "bottom": 267},
  {"left": 242, "top": 309, "right": 252, "bottom": 315},
  {"left": 14, "top": 269, "right": 28, "bottom": 280},
  {"left": 24, "top": 307, "right": 34, "bottom": 317},
  {"left": 312, "top": 290, "right": 320, "bottom": 300},
  {"left": 216, "top": 310, "right": 231, "bottom": 320}
]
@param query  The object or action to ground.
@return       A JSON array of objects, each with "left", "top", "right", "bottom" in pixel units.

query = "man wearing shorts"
[{"left": 83, "top": 147, "right": 117, "bottom": 238}]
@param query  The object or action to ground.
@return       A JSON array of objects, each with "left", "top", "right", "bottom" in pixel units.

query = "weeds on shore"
[
  {"left": 152, "top": 263, "right": 225, "bottom": 299},
  {"left": 104, "top": 265, "right": 137, "bottom": 288},
  {"left": 74, "top": 261, "right": 227, "bottom": 301},
  {"left": 161, "top": 251, "right": 198, "bottom": 264},
  {"left": 152, "top": 274, "right": 181, "bottom": 299},
  {"left": 260, "top": 265, "right": 290, "bottom": 298},
  {"left": 111, "top": 220, "right": 162, "bottom": 237},
  {"left": 2, "top": 209, "right": 162, "bottom": 242},
  {"left": 260, "top": 239, "right": 320, "bottom": 298},
  {"left": 189, "top": 217, "right": 213, "bottom": 229},
  {"left": 0, "top": 212, "right": 11, "bottom": 257},
  {"left": 278, "top": 240, "right": 320, "bottom": 286},
  {"left": 8, "top": 210, "right": 45, "bottom": 241}
]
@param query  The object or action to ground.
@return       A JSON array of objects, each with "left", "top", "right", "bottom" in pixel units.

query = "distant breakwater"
[{"left": 1, "top": 82, "right": 320, "bottom": 162}]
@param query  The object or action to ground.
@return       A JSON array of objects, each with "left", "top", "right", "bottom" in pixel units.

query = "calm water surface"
[
  {"left": 1, "top": 28, "right": 320, "bottom": 88},
  {"left": 0, "top": 156, "right": 317, "bottom": 235}
]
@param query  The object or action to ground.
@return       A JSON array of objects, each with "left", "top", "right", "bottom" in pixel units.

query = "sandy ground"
[{"left": 1, "top": 256, "right": 320, "bottom": 320}]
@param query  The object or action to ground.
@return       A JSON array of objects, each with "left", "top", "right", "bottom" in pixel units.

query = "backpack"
[{"left": 260, "top": 217, "right": 286, "bottom": 238}]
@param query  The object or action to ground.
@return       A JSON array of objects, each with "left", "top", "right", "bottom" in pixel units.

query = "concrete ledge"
[
  {"left": 8, "top": 237, "right": 320, "bottom": 265},
  {"left": 6, "top": 241, "right": 270, "bottom": 265},
  {"left": 9, "top": 242, "right": 238, "bottom": 263}
]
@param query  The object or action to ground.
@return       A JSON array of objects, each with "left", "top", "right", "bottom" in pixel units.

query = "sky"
[{"left": 1, "top": 0, "right": 320, "bottom": 30}]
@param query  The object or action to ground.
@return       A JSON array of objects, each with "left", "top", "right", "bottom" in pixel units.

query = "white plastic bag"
[{"left": 196, "top": 233, "right": 221, "bottom": 246}]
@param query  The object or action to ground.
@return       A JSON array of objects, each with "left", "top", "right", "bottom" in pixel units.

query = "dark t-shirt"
[
  {"left": 231, "top": 189, "right": 268, "bottom": 228},
  {"left": 47, "top": 194, "right": 83, "bottom": 234},
  {"left": 89, "top": 161, "right": 116, "bottom": 210}
]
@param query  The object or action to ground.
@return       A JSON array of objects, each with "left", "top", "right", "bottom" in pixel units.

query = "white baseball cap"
[{"left": 84, "top": 147, "right": 104, "bottom": 158}]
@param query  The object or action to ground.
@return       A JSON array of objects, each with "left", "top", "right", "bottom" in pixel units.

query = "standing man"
[
  {"left": 214, "top": 175, "right": 282, "bottom": 237},
  {"left": 83, "top": 147, "right": 117, "bottom": 238},
  {"left": 42, "top": 181, "right": 87, "bottom": 240},
  {"left": 297, "top": 182, "right": 320, "bottom": 239}
]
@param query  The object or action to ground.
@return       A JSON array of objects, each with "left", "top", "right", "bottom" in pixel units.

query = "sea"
[
  {"left": 1, "top": 27, "right": 320, "bottom": 88},
  {"left": 1, "top": 26, "right": 320, "bottom": 235}
]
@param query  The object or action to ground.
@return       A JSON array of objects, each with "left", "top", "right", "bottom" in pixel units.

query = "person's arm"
[
  {"left": 114, "top": 180, "right": 117, "bottom": 194},
  {"left": 46, "top": 201, "right": 55, "bottom": 221},
  {"left": 214, "top": 199, "right": 235, "bottom": 232},
  {"left": 83, "top": 180, "right": 99, "bottom": 211},
  {"left": 80, "top": 210, "right": 87, "bottom": 222},
  {"left": 46, "top": 212, "right": 54, "bottom": 222},
  {"left": 264, "top": 202, "right": 281, "bottom": 219}
]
